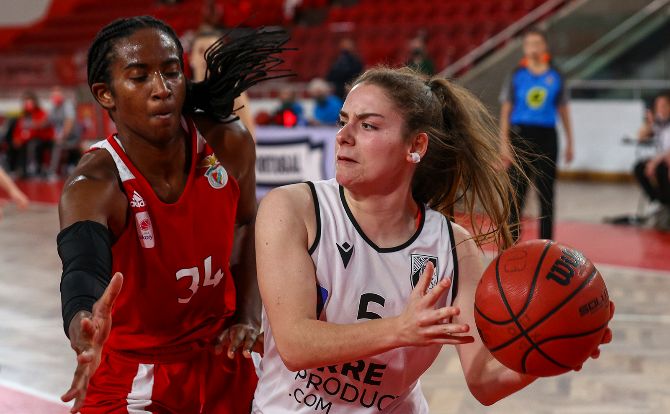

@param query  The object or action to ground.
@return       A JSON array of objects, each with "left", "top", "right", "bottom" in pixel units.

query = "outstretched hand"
[
  {"left": 396, "top": 262, "right": 474, "bottom": 347},
  {"left": 215, "top": 323, "right": 263, "bottom": 359},
  {"left": 61, "top": 272, "right": 123, "bottom": 413}
]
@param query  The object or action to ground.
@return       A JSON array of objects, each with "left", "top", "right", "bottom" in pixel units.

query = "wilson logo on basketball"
[{"left": 546, "top": 248, "right": 585, "bottom": 286}]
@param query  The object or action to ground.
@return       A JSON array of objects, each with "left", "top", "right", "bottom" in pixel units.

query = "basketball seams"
[
  {"left": 515, "top": 240, "right": 554, "bottom": 320},
  {"left": 490, "top": 267, "right": 599, "bottom": 353},
  {"left": 520, "top": 321, "right": 609, "bottom": 374},
  {"left": 474, "top": 304, "right": 508, "bottom": 324},
  {"left": 520, "top": 341, "right": 571, "bottom": 373},
  {"left": 475, "top": 240, "right": 553, "bottom": 325},
  {"left": 534, "top": 321, "right": 609, "bottom": 346},
  {"left": 495, "top": 250, "right": 569, "bottom": 373}
]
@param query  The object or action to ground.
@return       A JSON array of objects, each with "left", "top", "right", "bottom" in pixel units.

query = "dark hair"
[
  {"left": 87, "top": 16, "right": 290, "bottom": 121},
  {"left": 656, "top": 92, "right": 670, "bottom": 103},
  {"left": 352, "top": 67, "right": 523, "bottom": 250},
  {"left": 87, "top": 16, "right": 182, "bottom": 88},
  {"left": 21, "top": 91, "right": 40, "bottom": 108}
]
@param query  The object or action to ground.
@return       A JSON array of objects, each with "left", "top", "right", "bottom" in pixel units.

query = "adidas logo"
[{"left": 130, "top": 191, "right": 146, "bottom": 208}]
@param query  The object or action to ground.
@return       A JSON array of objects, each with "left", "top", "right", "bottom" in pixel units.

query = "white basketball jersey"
[{"left": 253, "top": 179, "right": 459, "bottom": 414}]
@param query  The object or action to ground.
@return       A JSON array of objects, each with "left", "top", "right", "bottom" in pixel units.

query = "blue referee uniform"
[{"left": 500, "top": 65, "right": 568, "bottom": 240}]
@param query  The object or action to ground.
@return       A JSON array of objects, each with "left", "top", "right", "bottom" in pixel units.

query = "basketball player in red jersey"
[{"left": 56, "top": 16, "right": 287, "bottom": 413}]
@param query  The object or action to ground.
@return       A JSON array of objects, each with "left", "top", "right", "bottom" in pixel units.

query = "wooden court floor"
[{"left": 0, "top": 180, "right": 669, "bottom": 413}]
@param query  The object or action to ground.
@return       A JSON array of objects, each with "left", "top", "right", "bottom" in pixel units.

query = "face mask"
[{"left": 24, "top": 101, "right": 35, "bottom": 112}]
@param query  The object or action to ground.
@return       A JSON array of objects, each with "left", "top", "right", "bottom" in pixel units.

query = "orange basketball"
[{"left": 474, "top": 240, "right": 611, "bottom": 377}]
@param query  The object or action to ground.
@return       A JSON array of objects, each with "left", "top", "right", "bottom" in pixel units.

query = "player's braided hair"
[
  {"left": 87, "top": 16, "right": 181, "bottom": 87},
  {"left": 87, "top": 16, "right": 290, "bottom": 121},
  {"left": 186, "top": 28, "right": 290, "bottom": 121}
]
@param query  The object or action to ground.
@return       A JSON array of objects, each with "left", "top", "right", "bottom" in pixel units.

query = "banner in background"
[{"left": 255, "top": 127, "right": 337, "bottom": 195}]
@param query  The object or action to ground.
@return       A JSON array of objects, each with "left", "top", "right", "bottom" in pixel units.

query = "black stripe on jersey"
[
  {"left": 446, "top": 219, "right": 459, "bottom": 306},
  {"left": 306, "top": 181, "right": 321, "bottom": 255},
  {"left": 338, "top": 184, "right": 426, "bottom": 253}
]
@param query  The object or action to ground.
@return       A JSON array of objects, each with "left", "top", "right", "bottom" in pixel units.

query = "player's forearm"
[
  {"left": 463, "top": 348, "right": 537, "bottom": 405},
  {"left": 0, "top": 168, "right": 20, "bottom": 195},
  {"left": 273, "top": 317, "right": 402, "bottom": 372},
  {"left": 231, "top": 221, "right": 261, "bottom": 327}
]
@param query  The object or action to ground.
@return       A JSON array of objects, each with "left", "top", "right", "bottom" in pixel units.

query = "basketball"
[{"left": 474, "top": 240, "right": 611, "bottom": 377}]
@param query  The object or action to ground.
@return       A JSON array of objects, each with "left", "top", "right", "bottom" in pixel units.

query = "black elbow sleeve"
[{"left": 57, "top": 220, "right": 113, "bottom": 337}]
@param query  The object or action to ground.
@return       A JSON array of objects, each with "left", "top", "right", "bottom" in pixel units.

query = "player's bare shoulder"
[
  {"left": 258, "top": 184, "right": 318, "bottom": 246},
  {"left": 64, "top": 148, "right": 119, "bottom": 187},
  {"left": 59, "top": 148, "right": 127, "bottom": 233}
]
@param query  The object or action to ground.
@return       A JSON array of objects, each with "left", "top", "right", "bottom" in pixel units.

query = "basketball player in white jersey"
[{"left": 253, "top": 67, "right": 612, "bottom": 413}]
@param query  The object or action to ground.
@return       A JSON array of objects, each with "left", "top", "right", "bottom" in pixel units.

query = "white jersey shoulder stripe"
[{"left": 89, "top": 138, "right": 135, "bottom": 182}]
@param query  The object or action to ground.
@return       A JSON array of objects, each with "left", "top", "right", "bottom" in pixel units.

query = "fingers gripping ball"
[{"left": 474, "top": 240, "right": 611, "bottom": 377}]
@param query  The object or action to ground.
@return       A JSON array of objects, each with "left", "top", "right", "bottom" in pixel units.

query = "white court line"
[
  {"left": 0, "top": 378, "right": 69, "bottom": 406},
  {"left": 613, "top": 313, "right": 670, "bottom": 324}
]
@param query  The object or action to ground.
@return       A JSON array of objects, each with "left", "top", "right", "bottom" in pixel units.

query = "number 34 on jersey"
[{"left": 175, "top": 256, "right": 224, "bottom": 303}]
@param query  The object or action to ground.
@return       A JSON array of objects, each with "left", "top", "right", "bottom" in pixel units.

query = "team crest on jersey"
[
  {"left": 410, "top": 254, "right": 438, "bottom": 289},
  {"left": 200, "top": 154, "right": 228, "bottom": 189}
]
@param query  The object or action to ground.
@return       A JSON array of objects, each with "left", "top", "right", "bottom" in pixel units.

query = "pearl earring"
[{"left": 409, "top": 152, "right": 421, "bottom": 163}]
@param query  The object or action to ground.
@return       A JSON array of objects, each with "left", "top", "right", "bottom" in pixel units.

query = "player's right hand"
[
  {"left": 61, "top": 273, "right": 123, "bottom": 413},
  {"left": 395, "top": 262, "right": 474, "bottom": 347}
]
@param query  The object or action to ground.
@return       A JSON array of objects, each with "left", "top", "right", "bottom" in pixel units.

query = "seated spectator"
[
  {"left": 406, "top": 37, "right": 435, "bottom": 76},
  {"left": 307, "top": 78, "right": 342, "bottom": 126},
  {"left": 12, "top": 92, "right": 54, "bottom": 178},
  {"left": 272, "top": 87, "right": 306, "bottom": 127},
  {"left": 634, "top": 92, "right": 670, "bottom": 229},
  {"left": 47, "top": 87, "right": 81, "bottom": 179}
]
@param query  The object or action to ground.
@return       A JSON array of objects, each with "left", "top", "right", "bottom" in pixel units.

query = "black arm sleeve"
[{"left": 57, "top": 220, "right": 113, "bottom": 337}]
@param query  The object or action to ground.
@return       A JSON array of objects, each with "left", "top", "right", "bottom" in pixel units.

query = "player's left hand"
[{"left": 215, "top": 323, "right": 263, "bottom": 359}]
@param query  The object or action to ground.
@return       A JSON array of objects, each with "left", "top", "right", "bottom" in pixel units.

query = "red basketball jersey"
[{"left": 90, "top": 117, "right": 240, "bottom": 361}]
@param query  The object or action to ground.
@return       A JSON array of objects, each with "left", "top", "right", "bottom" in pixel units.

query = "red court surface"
[
  {"left": 514, "top": 219, "right": 670, "bottom": 272},
  {"left": 1, "top": 179, "right": 66, "bottom": 204}
]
